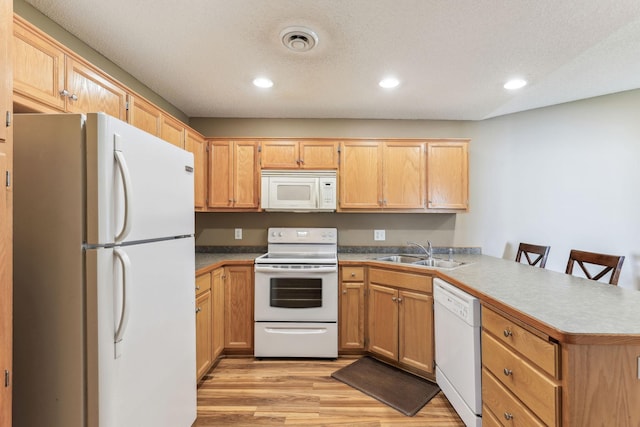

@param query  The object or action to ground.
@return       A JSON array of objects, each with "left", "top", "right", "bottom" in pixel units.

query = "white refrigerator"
[{"left": 13, "top": 113, "right": 197, "bottom": 427}]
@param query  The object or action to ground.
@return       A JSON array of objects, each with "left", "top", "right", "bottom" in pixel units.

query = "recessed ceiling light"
[
  {"left": 504, "top": 79, "right": 527, "bottom": 90},
  {"left": 253, "top": 77, "right": 273, "bottom": 88},
  {"left": 379, "top": 77, "right": 400, "bottom": 89}
]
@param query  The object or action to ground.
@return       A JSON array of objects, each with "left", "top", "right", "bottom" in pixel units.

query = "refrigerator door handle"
[
  {"left": 114, "top": 247, "right": 132, "bottom": 358},
  {"left": 114, "top": 133, "right": 134, "bottom": 243}
]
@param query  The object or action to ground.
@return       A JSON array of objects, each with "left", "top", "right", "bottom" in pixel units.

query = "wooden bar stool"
[
  {"left": 515, "top": 243, "right": 550, "bottom": 268},
  {"left": 565, "top": 249, "right": 625, "bottom": 285}
]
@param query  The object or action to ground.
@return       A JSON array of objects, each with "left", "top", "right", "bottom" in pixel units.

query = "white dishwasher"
[{"left": 434, "top": 278, "right": 482, "bottom": 427}]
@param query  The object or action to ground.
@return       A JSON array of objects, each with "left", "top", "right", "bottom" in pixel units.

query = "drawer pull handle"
[
  {"left": 504, "top": 412, "right": 514, "bottom": 420},
  {"left": 503, "top": 368, "right": 513, "bottom": 376},
  {"left": 350, "top": 272, "right": 356, "bottom": 277},
  {"left": 503, "top": 329, "right": 513, "bottom": 337}
]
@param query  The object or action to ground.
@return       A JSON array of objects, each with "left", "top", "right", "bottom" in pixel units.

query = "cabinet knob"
[
  {"left": 504, "top": 412, "right": 514, "bottom": 421},
  {"left": 69, "top": 93, "right": 78, "bottom": 101},
  {"left": 397, "top": 297, "right": 403, "bottom": 303},
  {"left": 195, "top": 307, "right": 202, "bottom": 314},
  {"left": 391, "top": 296, "right": 397, "bottom": 302},
  {"left": 195, "top": 286, "right": 200, "bottom": 291},
  {"left": 503, "top": 329, "right": 513, "bottom": 337},
  {"left": 343, "top": 290, "right": 347, "bottom": 294},
  {"left": 503, "top": 368, "right": 513, "bottom": 376},
  {"left": 350, "top": 272, "right": 356, "bottom": 277}
]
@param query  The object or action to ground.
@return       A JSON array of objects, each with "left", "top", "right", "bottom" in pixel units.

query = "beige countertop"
[{"left": 196, "top": 251, "right": 640, "bottom": 343}]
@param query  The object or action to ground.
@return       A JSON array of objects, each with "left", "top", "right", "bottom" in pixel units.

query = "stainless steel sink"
[
  {"left": 374, "top": 254, "right": 466, "bottom": 269},
  {"left": 374, "top": 254, "right": 425, "bottom": 263},
  {"left": 412, "top": 259, "right": 466, "bottom": 269}
]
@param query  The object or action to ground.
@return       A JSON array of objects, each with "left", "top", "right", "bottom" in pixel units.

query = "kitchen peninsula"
[{"left": 197, "top": 251, "right": 640, "bottom": 426}]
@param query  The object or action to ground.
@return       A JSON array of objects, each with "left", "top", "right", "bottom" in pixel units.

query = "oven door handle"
[
  {"left": 254, "top": 265, "right": 338, "bottom": 273},
  {"left": 264, "top": 327, "right": 329, "bottom": 335}
]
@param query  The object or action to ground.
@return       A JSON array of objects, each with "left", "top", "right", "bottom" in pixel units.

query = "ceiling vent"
[{"left": 280, "top": 26, "right": 318, "bottom": 52}]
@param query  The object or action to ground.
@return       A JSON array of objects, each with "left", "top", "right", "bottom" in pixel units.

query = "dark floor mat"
[{"left": 331, "top": 356, "right": 441, "bottom": 417}]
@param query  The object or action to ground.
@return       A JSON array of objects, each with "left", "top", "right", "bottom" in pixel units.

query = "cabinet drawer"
[
  {"left": 369, "top": 268, "right": 432, "bottom": 293},
  {"left": 481, "top": 404, "right": 505, "bottom": 427},
  {"left": 342, "top": 266, "right": 364, "bottom": 282},
  {"left": 482, "top": 368, "right": 545, "bottom": 427},
  {"left": 482, "top": 307, "right": 558, "bottom": 378},
  {"left": 482, "top": 332, "right": 560, "bottom": 427},
  {"left": 196, "top": 273, "right": 211, "bottom": 296}
]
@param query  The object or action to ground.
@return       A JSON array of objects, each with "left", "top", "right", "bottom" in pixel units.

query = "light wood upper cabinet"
[
  {"left": 339, "top": 141, "right": 383, "bottom": 209},
  {"left": 340, "top": 140, "right": 425, "bottom": 210},
  {"left": 383, "top": 141, "right": 426, "bottom": 209},
  {"left": 207, "top": 140, "right": 259, "bottom": 211},
  {"left": 13, "top": 16, "right": 65, "bottom": 112},
  {"left": 160, "top": 113, "right": 185, "bottom": 149},
  {"left": 185, "top": 129, "right": 207, "bottom": 210},
  {"left": 260, "top": 140, "right": 338, "bottom": 169},
  {"left": 427, "top": 140, "right": 469, "bottom": 210},
  {"left": 128, "top": 95, "right": 161, "bottom": 137},
  {"left": 13, "top": 17, "right": 127, "bottom": 120},
  {"left": 64, "top": 57, "right": 127, "bottom": 120}
]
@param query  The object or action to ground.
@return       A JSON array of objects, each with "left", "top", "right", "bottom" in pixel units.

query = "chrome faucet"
[{"left": 407, "top": 241, "right": 432, "bottom": 259}]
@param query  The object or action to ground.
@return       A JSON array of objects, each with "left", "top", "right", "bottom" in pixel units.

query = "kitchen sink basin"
[
  {"left": 374, "top": 254, "right": 424, "bottom": 263},
  {"left": 412, "top": 259, "right": 466, "bottom": 269},
  {"left": 374, "top": 254, "right": 467, "bottom": 269}
]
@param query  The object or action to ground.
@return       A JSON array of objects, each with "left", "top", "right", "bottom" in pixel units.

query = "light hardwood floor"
[{"left": 195, "top": 357, "right": 465, "bottom": 426}]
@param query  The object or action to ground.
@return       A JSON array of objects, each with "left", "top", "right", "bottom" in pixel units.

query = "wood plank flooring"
[{"left": 195, "top": 357, "right": 465, "bottom": 426}]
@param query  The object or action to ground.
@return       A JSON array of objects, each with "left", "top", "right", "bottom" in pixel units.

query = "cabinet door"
[
  {"left": 65, "top": 57, "right": 127, "bottom": 120},
  {"left": 260, "top": 140, "right": 299, "bottom": 168},
  {"left": 0, "top": 4, "right": 11, "bottom": 424},
  {"left": 367, "top": 284, "right": 398, "bottom": 360},
  {"left": 195, "top": 289, "right": 212, "bottom": 380},
  {"left": 427, "top": 141, "right": 469, "bottom": 210},
  {"left": 383, "top": 141, "right": 426, "bottom": 209},
  {"left": 232, "top": 141, "right": 259, "bottom": 209},
  {"left": 211, "top": 268, "right": 225, "bottom": 360},
  {"left": 128, "top": 95, "right": 161, "bottom": 137},
  {"left": 224, "top": 265, "right": 253, "bottom": 351},
  {"left": 185, "top": 130, "right": 207, "bottom": 210},
  {"left": 160, "top": 114, "right": 185, "bottom": 148},
  {"left": 398, "top": 290, "right": 434, "bottom": 374},
  {"left": 339, "top": 141, "right": 382, "bottom": 209},
  {"left": 299, "top": 140, "right": 338, "bottom": 169},
  {"left": 339, "top": 282, "right": 365, "bottom": 351},
  {"left": 13, "top": 18, "right": 66, "bottom": 112},
  {"left": 207, "top": 140, "right": 233, "bottom": 209}
]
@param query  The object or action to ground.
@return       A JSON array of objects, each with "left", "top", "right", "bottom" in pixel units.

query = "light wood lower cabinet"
[
  {"left": 211, "top": 267, "right": 225, "bottom": 360},
  {"left": 224, "top": 265, "right": 254, "bottom": 353},
  {"left": 481, "top": 306, "right": 560, "bottom": 427},
  {"left": 195, "top": 272, "right": 212, "bottom": 381},
  {"left": 367, "top": 268, "right": 434, "bottom": 376},
  {"left": 339, "top": 266, "right": 366, "bottom": 352}
]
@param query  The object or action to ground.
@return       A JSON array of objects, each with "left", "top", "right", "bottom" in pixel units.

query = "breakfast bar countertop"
[{"left": 340, "top": 252, "right": 640, "bottom": 343}]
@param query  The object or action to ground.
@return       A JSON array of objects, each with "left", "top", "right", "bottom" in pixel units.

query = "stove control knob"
[{"left": 278, "top": 232, "right": 284, "bottom": 237}]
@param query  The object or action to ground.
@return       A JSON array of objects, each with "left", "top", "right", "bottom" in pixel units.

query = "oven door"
[{"left": 254, "top": 264, "right": 338, "bottom": 322}]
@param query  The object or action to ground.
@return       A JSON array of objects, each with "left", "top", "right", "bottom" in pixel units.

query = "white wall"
[{"left": 457, "top": 89, "right": 640, "bottom": 289}]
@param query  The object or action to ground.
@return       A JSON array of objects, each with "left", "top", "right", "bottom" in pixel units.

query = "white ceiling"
[{"left": 25, "top": 0, "right": 640, "bottom": 120}]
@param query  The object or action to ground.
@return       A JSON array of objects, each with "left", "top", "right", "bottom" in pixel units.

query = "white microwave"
[{"left": 261, "top": 170, "right": 337, "bottom": 212}]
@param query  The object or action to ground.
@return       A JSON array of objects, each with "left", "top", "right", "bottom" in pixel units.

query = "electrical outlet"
[
  {"left": 234, "top": 228, "right": 242, "bottom": 240},
  {"left": 374, "top": 230, "right": 386, "bottom": 241}
]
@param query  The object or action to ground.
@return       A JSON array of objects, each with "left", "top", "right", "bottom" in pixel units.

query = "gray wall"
[{"left": 193, "top": 90, "right": 640, "bottom": 290}]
